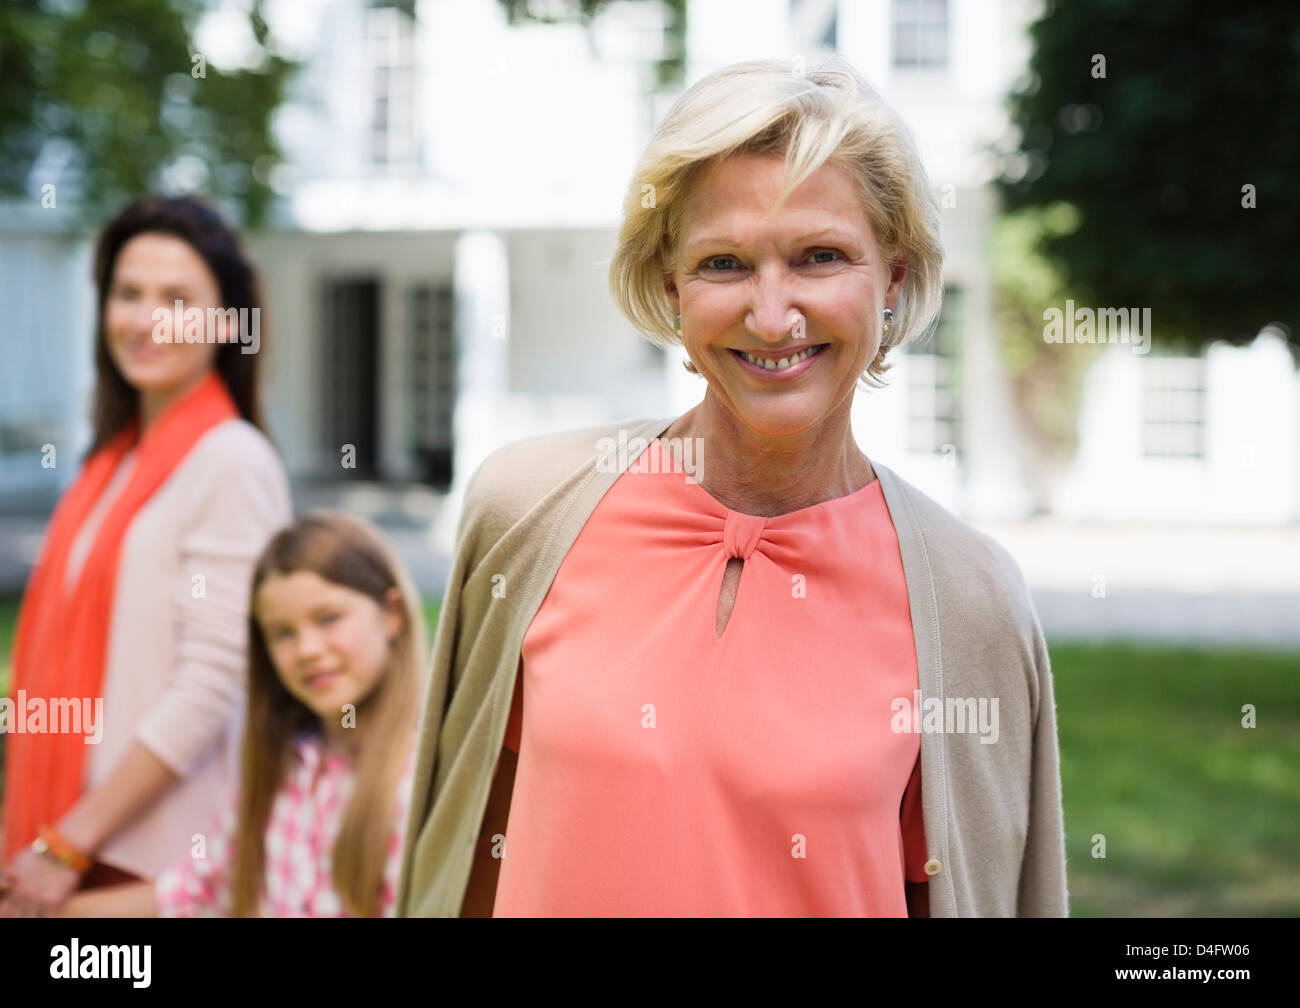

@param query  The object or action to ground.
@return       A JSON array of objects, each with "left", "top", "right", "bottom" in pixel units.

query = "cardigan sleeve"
[
  {"left": 134, "top": 435, "right": 292, "bottom": 776},
  {"left": 1015, "top": 607, "right": 1070, "bottom": 916}
]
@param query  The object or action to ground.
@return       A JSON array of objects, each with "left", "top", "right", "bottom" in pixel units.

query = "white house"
[{"left": 2, "top": 0, "right": 1296, "bottom": 544}]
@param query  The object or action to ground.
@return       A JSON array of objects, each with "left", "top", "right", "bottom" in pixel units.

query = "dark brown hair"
[{"left": 89, "top": 195, "right": 266, "bottom": 453}]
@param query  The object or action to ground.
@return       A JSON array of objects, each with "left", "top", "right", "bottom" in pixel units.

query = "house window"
[
  {"left": 904, "top": 285, "right": 963, "bottom": 457},
  {"left": 1142, "top": 356, "right": 1207, "bottom": 459},
  {"left": 892, "top": 0, "right": 949, "bottom": 70},
  {"left": 367, "top": 4, "right": 417, "bottom": 169},
  {"left": 320, "top": 278, "right": 381, "bottom": 479},
  {"left": 409, "top": 284, "right": 456, "bottom": 486}
]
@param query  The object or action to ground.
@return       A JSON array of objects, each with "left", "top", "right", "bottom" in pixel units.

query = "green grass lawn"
[
  {"left": 1, "top": 594, "right": 1295, "bottom": 916},
  {"left": 1051, "top": 641, "right": 1299, "bottom": 917}
]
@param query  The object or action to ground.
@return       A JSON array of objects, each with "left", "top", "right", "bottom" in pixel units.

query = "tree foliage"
[
  {"left": 996, "top": 0, "right": 1300, "bottom": 353},
  {"left": 0, "top": 0, "right": 296, "bottom": 229},
  {"left": 496, "top": 0, "right": 686, "bottom": 87}
]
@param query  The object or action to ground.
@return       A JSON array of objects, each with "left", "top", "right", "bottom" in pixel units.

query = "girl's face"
[
  {"left": 103, "top": 232, "right": 222, "bottom": 396},
  {"left": 254, "top": 571, "right": 403, "bottom": 728}
]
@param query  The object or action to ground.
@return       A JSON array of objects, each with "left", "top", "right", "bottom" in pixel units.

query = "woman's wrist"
[
  {"left": 33, "top": 824, "right": 92, "bottom": 875},
  {"left": 55, "top": 800, "right": 106, "bottom": 859}
]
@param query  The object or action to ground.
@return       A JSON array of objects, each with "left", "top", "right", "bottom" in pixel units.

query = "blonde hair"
[
  {"left": 234, "top": 512, "right": 427, "bottom": 918},
  {"left": 609, "top": 55, "right": 945, "bottom": 387}
]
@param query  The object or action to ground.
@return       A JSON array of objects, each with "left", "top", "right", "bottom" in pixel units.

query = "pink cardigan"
[{"left": 60, "top": 418, "right": 292, "bottom": 878}]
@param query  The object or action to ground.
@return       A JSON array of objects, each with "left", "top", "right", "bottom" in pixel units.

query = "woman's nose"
[
  {"left": 134, "top": 299, "right": 168, "bottom": 338},
  {"left": 745, "top": 265, "right": 801, "bottom": 341}
]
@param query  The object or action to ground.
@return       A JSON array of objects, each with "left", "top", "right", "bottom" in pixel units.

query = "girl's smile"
[{"left": 254, "top": 570, "right": 402, "bottom": 735}]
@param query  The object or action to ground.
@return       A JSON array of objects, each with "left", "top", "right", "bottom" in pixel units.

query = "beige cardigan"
[
  {"left": 67, "top": 419, "right": 292, "bottom": 878},
  {"left": 396, "top": 415, "right": 1069, "bottom": 917}
]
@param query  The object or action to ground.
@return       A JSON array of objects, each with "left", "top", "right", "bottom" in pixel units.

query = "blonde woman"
[{"left": 398, "top": 56, "right": 1068, "bottom": 918}]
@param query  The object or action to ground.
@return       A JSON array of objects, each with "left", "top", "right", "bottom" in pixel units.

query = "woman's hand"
[{"left": 0, "top": 849, "right": 83, "bottom": 917}]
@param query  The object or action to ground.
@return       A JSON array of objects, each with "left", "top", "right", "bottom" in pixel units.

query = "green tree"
[
  {"left": 996, "top": 0, "right": 1299, "bottom": 354},
  {"left": 497, "top": 0, "right": 686, "bottom": 87},
  {"left": 0, "top": 0, "right": 296, "bottom": 228},
  {"left": 991, "top": 203, "right": 1102, "bottom": 513}
]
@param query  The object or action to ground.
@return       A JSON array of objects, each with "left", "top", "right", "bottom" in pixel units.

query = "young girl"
[{"left": 60, "top": 512, "right": 427, "bottom": 917}]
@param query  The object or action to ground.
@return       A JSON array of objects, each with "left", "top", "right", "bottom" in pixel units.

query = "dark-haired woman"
[{"left": 0, "top": 196, "right": 292, "bottom": 916}]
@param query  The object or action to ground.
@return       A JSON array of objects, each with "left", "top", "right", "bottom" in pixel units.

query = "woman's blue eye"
[{"left": 701, "top": 251, "right": 839, "bottom": 271}]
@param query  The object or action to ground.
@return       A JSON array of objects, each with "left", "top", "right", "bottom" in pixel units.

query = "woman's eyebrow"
[{"left": 683, "top": 228, "right": 862, "bottom": 256}]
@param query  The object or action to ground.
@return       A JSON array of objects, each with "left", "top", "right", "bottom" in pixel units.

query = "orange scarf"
[{"left": 2, "top": 369, "right": 238, "bottom": 863}]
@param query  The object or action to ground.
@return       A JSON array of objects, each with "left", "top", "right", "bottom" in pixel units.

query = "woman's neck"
[
  {"left": 659, "top": 397, "right": 876, "bottom": 517},
  {"left": 138, "top": 368, "right": 212, "bottom": 431}
]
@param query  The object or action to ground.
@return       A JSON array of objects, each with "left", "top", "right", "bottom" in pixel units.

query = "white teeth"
[{"left": 741, "top": 345, "right": 823, "bottom": 370}]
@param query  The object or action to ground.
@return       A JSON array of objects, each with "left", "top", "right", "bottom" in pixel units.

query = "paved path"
[{"left": 975, "top": 519, "right": 1300, "bottom": 650}]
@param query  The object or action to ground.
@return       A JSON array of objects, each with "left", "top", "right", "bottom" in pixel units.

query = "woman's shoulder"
[
  {"left": 462, "top": 416, "right": 673, "bottom": 526},
  {"left": 170, "top": 419, "right": 292, "bottom": 531},
  {"left": 189, "top": 418, "right": 286, "bottom": 476},
  {"left": 874, "top": 461, "right": 1036, "bottom": 626}
]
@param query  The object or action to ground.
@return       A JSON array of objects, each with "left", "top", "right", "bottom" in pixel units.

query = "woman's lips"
[
  {"left": 729, "top": 343, "right": 827, "bottom": 379},
  {"left": 123, "top": 342, "right": 168, "bottom": 361}
]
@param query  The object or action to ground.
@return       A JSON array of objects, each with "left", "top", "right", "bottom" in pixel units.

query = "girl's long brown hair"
[{"left": 232, "top": 512, "right": 427, "bottom": 917}]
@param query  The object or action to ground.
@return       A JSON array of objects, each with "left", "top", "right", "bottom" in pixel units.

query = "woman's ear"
[
  {"left": 383, "top": 586, "right": 404, "bottom": 646},
  {"left": 663, "top": 271, "right": 680, "bottom": 313},
  {"left": 887, "top": 252, "right": 909, "bottom": 304}
]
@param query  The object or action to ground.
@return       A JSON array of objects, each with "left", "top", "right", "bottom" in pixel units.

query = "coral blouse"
[{"left": 494, "top": 437, "right": 928, "bottom": 916}]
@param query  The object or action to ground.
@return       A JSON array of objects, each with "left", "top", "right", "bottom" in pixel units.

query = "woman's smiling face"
[
  {"left": 104, "top": 232, "right": 222, "bottom": 397},
  {"left": 666, "top": 152, "right": 905, "bottom": 439}
]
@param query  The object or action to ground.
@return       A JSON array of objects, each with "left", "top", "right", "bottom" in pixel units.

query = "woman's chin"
[
  {"left": 112, "top": 361, "right": 182, "bottom": 394},
  {"left": 728, "top": 398, "right": 830, "bottom": 440}
]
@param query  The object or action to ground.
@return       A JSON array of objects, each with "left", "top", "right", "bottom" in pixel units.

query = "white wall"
[
  {"left": 0, "top": 218, "right": 94, "bottom": 495},
  {"left": 1052, "top": 331, "right": 1298, "bottom": 523}
]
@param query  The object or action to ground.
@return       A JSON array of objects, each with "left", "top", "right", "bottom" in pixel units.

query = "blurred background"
[{"left": 1, "top": 0, "right": 1297, "bottom": 915}]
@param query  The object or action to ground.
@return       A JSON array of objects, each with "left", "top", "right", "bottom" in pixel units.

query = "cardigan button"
[{"left": 923, "top": 858, "right": 942, "bottom": 876}]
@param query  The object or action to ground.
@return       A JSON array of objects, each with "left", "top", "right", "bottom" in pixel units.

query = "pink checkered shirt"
[{"left": 155, "top": 732, "right": 416, "bottom": 917}]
